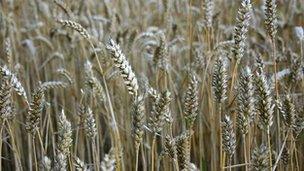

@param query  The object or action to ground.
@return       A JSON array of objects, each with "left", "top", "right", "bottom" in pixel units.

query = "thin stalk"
[
  {"left": 229, "top": 157, "right": 232, "bottom": 171},
  {"left": 32, "top": 136, "right": 38, "bottom": 171},
  {"left": 68, "top": 154, "right": 73, "bottom": 171},
  {"left": 89, "top": 41, "right": 123, "bottom": 170},
  {"left": 27, "top": 134, "right": 33, "bottom": 171},
  {"left": 272, "top": 130, "right": 289, "bottom": 171},
  {"left": 0, "top": 121, "right": 5, "bottom": 171},
  {"left": 290, "top": 137, "right": 294, "bottom": 171},
  {"left": 243, "top": 134, "right": 248, "bottom": 171},
  {"left": 267, "top": 128, "right": 272, "bottom": 171},
  {"left": 219, "top": 104, "right": 223, "bottom": 171},
  {"left": 135, "top": 144, "right": 140, "bottom": 171},
  {"left": 223, "top": 163, "right": 251, "bottom": 169},
  {"left": 92, "top": 139, "right": 99, "bottom": 171},
  {"left": 6, "top": 120, "right": 22, "bottom": 170},
  {"left": 272, "top": 40, "right": 281, "bottom": 158},
  {"left": 36, "top": 130, "right": 45, "bottom": 154},
  {"left": 151, "top": 135, "right": 156, "bottom": 171},
  {"left": 229, "top": 60, "right": 239, "bottom": 101},
  {"left": 294, "top": 143, "right": 299, "bottom": 171},
  {"left": 140, "top": 144, "right": 147, "bottom": 171},
  {"left": 170, "top": 124, "right": 179, "bottom": 171}
]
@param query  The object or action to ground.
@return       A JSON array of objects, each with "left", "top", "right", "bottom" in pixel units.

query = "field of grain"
[{"left": 0, "top": 0, "right": 303, "bottom": 170}]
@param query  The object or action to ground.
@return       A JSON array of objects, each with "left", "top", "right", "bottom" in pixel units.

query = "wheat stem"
[
  {"left": 0, "top": 121, "right": 5, "bottom": 171},
  {"left": 135, "top": 144, "right": 140, "bottom": 171},
  {"left": 151, "top": 135, "right": 156, "bottom": 171},
  {"left": 272, "top": 130, "right": 290, "bottom": 171},
  {"left": 243, "top": 134, "right": 248, "bottom": 171},
  {"left": 267, "top": 129, "right": 273, "bottom": 171}
]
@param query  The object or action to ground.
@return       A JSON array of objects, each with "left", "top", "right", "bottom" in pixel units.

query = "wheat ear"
[{"left": 106, "top": 39, "right": 139, "bottom": 96}]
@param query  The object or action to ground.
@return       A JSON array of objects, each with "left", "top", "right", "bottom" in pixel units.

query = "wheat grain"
[
  {"left": 175, "top": 131, "right": 192, "bottom": 170},
  {"left": 54, "top": 151, "right": 67, "bottom": 171},
  {"left": 255, "top": 71, "right": 274, "bottom": 131},
  {"left": 132, "top": 95, "right": 145, "bottom": 147},
  {"left": 57, "top": 68, "right": 74, "bottom": 85},
  {"left": 149, "top": 89, "right": 172, "bottom": 133},
  {"left": 106, "top": 39, "right": 139, "bottom": 96},
  {"left": 212, "top": 56, "right": 228, "bottom": 103},
  {"left": 57, "top": 109, "right": 73, "bottom": 156},
  {"left": 264, "top": 0, "right": 277, "bottom": 40},
  {"left": 233, "top": 0, "right": 252, "bottom": 61},
  {"left": 84, "top": 107, "right": 97, "bottom": 139},
  {"left": 184, "top": 73, "right": 199, "bottom": 129},
  {"left": 221, "top": 115, "right": 236, "bottom": 157},
  {"left": 0, "top": 78, "right": 14, "bottom": 120},
  {"left": 203, "top": 0, "right": 214, "bottom": 28},
  {"left": 0, "top": 65, "right": 28, "bottom": 103},
  {"left": 251, "top": 144, "right": 269, "bottom": 171},
  {"left": 236, "top": 67, "right": 255, "bottom": 134},
  {"left": 57, "top": 19, "right": 90, "bottom": 39},
  {"left": 25, "top": 87, "right": 44, "bottom": 133},
  {"left": 101, "top": 148, "right": 117, "bottom": 171},
  {"left": 74, "top": 156, "right": 88, "bottom": 171}
]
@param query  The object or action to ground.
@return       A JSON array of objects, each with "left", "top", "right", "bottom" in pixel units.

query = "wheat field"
[{"left": 0, "top": 0, "right": 303, "bottom": 170}]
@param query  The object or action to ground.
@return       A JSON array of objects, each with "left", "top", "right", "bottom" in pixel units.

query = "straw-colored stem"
[
  {"left": 32, "top": 136, "right": 38, "bottom": 171},
  {"left": 272, "top": 130, "right": 289, "bottom": 171},
  {"left": 223, "top": 163, "right": 251, "bottom": 169},
  {"left": 0, "top": 121, "right": 5, "bottom": 171},
  {"left": 151, "top": 135, "right": 156, "bottom": 171},
  {"left": 243, "top": 134, "right": 248, "bottom": 171},
  {"left": 267, "top": 129, "right": 272, "bottom": 171},
  {"left": 135, "top": 143, "right": 140, "bottom": 171}
]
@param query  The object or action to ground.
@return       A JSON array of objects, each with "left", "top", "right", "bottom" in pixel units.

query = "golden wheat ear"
[
  {"left": 0, "top": 65, "right": 28, "bottom": 104},
  {"left": 233, "top": 0, "right": 252, "bottom": 61},
  {"left": 184, "top": 73, "right": 199, "bottom": 129},
  {"left": 106, "top": 38, "right": 139, "bottom": 96},
  {"left": 57, "top": 19, "right": 91, "bottom": 40},
  {"left": 251, "top": 144, "right": 270, "bottom": 170},
  {"left": 175, "top": 131, "right": 192, "bottom": 170},
  {"left": 84, "top": 107, "right": 97, "bottom": 139},
  {"left": 264, "top": 0, "right": 277, "bottom": 40},
  {"left": 221, "top": 115, "right": 236, "bottom": 158},
  {"left": 236, "top": 66, "right": 255, "bottom": 135},
  {"left": 212, "top": 56, "right": 228, "bottom": 104},
  {"left": 255, "top": 71, "right": 274, "bottom": 131}
]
